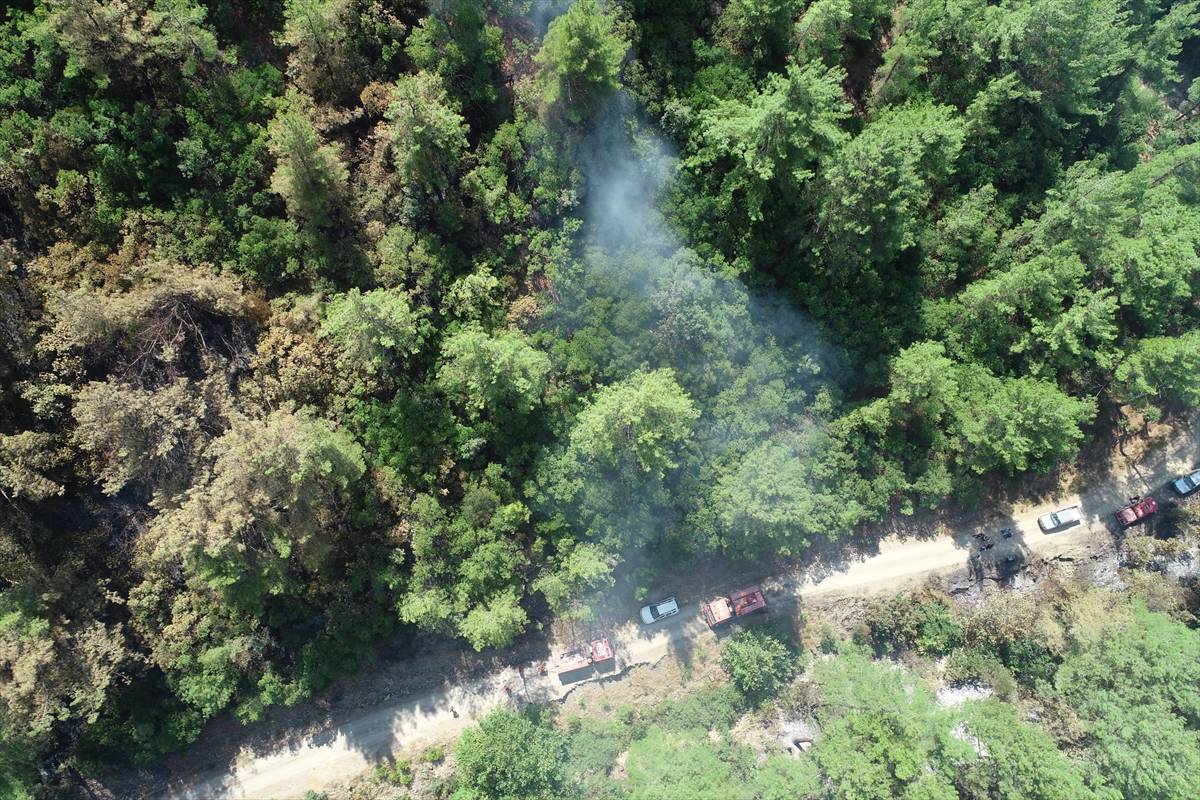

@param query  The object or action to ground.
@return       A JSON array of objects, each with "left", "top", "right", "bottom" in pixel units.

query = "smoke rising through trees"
[{"left": 0, "top": 0, "right": 1196, "bottom": 791}]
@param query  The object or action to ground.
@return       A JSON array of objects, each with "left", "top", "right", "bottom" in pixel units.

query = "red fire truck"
[
  {"left": 701, "top": 585, "right": 766, "bottom": 627},
  {"left": 552, "top": 637, "right": 614, "bottom": 675}
]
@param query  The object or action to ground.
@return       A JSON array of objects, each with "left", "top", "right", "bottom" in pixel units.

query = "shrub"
[
  {"left": 651, "top": 686, "right": 744, "bottom": 731},
  {"left": 867, "top": 590, "right": 963, "bottom": 655},
  {"left": 720, "top": 627, "right": 798, "bottom": 703},
  {"left": 945, "top": 647, "right": 1019, "bottom": 701},
  {"left": 996, "top": 638, "right": 1059, "bottom": 688},
  {"left": 453, "top": 708, "right": 565, "bottom": 799},
  {"left": 373, "top": 759, "right": 412, "bottom": 785},
  {"left": 565, "top": 717, "right": 629, "bottom": 779},
  {"left": 944, "top": 648, "right": 1003, "bottom": 684},
  {"left": 819, "top": 624, "right": 839, "bottom": 654}
]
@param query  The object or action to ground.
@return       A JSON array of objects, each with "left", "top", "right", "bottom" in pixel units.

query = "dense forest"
[{"left": 0, "top": 0, "right": 1198, "bottom": 792}]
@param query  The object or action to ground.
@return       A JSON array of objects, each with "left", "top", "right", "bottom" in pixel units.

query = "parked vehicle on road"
[
  {"left": 1172, "top": 470, "right": 1200, "bottom": 495},
  {"left": 1116, "top": 496, "right": 1158, "bottom": 527},
  {"left": 639, "top": 597, "right": 679, "bottom": 624},
  {"left": 701, "top": 585, "right": 766, "bottom": 627},
  {"left": 553, "top": 637, "right": 614, "bottom": 675},
  {"left": 1038, "top": 506, "right": 1082, "bottom": 532}
]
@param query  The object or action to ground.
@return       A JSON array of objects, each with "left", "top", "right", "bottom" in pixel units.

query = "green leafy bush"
[
  {"left": 944, "top": 648, "right": 1016, "bottom": 700},
  {"left": 720, "top": 626, "right": 798, "bottom": 703},
  {"left": 867, "top": 590, "right": 964, "bottom": 655},
  {"left": 452, "top": 708, "right": 565, "bottom": 800},
  {"left": 650, "top": 686, "right": 744, "bottom": 732},
  {"left": 997, "top": 638, "right": 1059, "bottom": 688}
]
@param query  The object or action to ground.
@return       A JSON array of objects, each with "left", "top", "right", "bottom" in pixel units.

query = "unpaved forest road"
[{"left": 165, "top": 425, "right": 1200, "bottom": 800}]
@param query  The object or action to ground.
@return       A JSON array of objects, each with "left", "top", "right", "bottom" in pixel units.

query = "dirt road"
[{"left": 164, "top": 424, "right": 1199, "bottom": 799}]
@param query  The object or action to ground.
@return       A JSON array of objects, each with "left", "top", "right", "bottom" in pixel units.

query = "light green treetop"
[
  {"left": 453, "top": 707, "right": 565, "bottom": 799},
  {"left": 567, "top": 368, "right": 699, "bottom": 481},
  {"left": 385, "top": 71, "right": 470, "bottom": 193},
  {"left": 437, "top": 325, "right": 552, "bottom": 420},
  {"left": 267, "top": 105, "right": 349, "bottom": 227},
  {"left": 534, "top": 0, "right": 629, "bottom": 123},
  {"left": 693, "top": 61, "right": 850, "bottom": 222},
  {"left": 321, "top": 287, "right": 425, "bottom": 373}
]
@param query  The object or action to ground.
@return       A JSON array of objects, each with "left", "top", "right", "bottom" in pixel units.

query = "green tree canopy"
[
  {"left": 1056, "top": 604, "right": 1200, "bottom": 800},
  {"left": 534, "top": 0, "right": 630, "bottom": 123},
  {"left": 953, "top": 369, "right": 1096, "bottom": 476},
  {"left": 1114, "top": 331, "right": 1200, "bottom": 415},
  {"left": 72, "top": 376, "right": 222, "bottom": 496},
  {"left": 567, "top": 368, "right": 699, "bottom": 481},
  {"left": 404, "top": 0, "right": 505, "bottom": 106},
  {"left": 0, "top": 432, "right": 64, "bottom": 502},
  {"left": 385, "top": 71, "right": 470, "bottom": 194},
  {"left": 811, "top": 100, "right": 966, "bottom": 269},
  {"left": 691, "top": 61, "right": 850, "bottom": 222},
  {"left": 717, "top": 0, "right": 804, "bottom": 65},
  {"left": 321, "top": 287, "right": 426, "bottom": 373},
  {"left": 811, "top": 645, "right": 958, "bottom": 800},
  {"left": 398, "top": 472, "right": 532, "bottom": 650},
  {"left": 714, "top": 425, "right": 866, "bottom": 556},
  {"left": 277, "top": 0, "right": 364, "bottom": 103},
  {"left": 956, "top": 700, "right": 1100, "bottom": 800},
  {"left": 140, "top": 408, "right": 367, "bottom": 615},
  {"left": 720, "top": 627, "right": 797, "bottom": 702},
  {"left": 437, "top": 325, "right": 552, "bottom": 421},
  {"left": 267, "top": 106, "right": 350, "bottom": 227},
  {"left": 457, "top": 589, "right": 529, "bottom": 652},
  {"left": 452, "top": 707, "right": 566, "bottom": 800},
  {"left": 43, "top": 0, "right": 221, "bottom": 84}
]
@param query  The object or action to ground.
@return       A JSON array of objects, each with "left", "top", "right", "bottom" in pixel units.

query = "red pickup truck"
[{"left": 1116, "top": 496, "right": 1157, "bottom": 527}]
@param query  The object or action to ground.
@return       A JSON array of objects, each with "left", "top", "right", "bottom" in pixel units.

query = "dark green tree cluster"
[
  {"left": 618, "top": 0, "right": 1200, "bottom": 528},
  {"left": 0, "top": 0, "right": 1197, "bottom": 790}
]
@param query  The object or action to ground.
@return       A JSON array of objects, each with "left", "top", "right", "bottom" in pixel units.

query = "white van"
[{"left": 1038, "top": 506, "right": 1081, "bottom": 532}]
